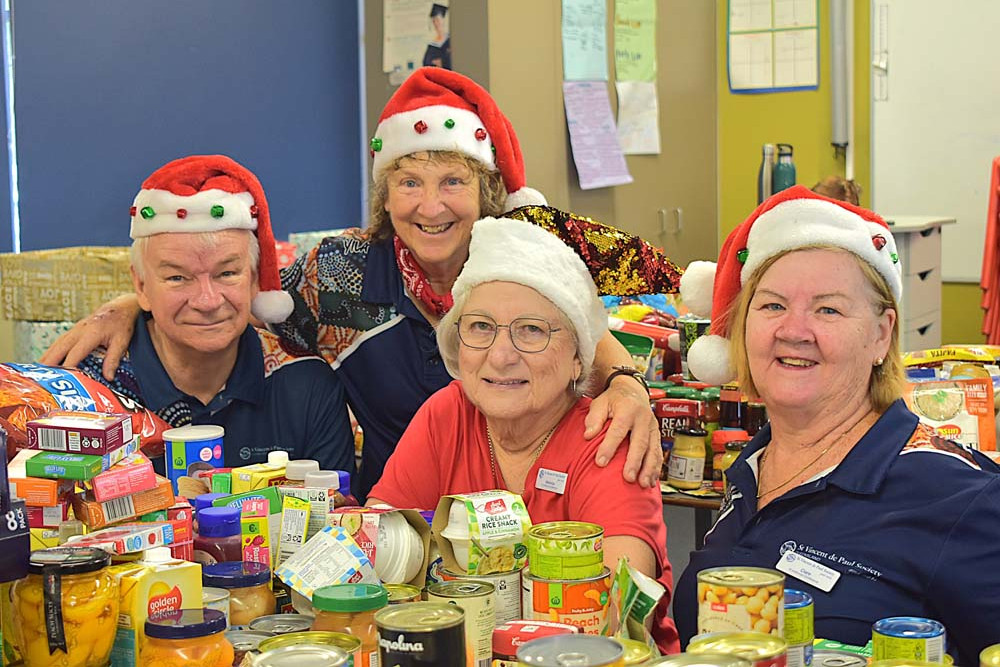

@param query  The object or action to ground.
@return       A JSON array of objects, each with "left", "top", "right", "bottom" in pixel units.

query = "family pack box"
[{"left": 0, "top": 246, "right": 132, "bottom": 321}]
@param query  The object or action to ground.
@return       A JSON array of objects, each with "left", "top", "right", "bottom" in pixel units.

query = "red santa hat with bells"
[
  {"left": 129, "top": 154, "right": 293, "bottom": 323},
  {"left": 370, "top": 67, "right": 546, "bottom": 211},
  {"left": 680, "top": 185, "right": 903, "bottom": 386}
]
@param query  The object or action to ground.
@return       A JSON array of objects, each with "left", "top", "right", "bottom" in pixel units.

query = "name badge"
[
  {"left": 535, "top": 468, "right": 568, "bottom": 494},
  {"left": 776, "top": 549, "right": 841, "bottom": 592}
]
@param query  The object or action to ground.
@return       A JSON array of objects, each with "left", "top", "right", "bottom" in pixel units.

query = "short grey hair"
[
  {"left": 130, "top": 230, "right": 260, "bottom": 280},
  {"left": 436, "top": 290, "right": 596, "bottom": 397}
]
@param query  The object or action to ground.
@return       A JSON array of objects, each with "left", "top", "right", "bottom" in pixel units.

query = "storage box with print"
[{"left": 0, "top": 246, "right": 132, "bottom": 321}]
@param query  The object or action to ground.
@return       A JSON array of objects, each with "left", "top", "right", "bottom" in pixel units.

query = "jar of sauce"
[
  {"left": 719, "top": 383, "right": 746, "bottom": 430},
  {"left": 666, "top": 427, "right": 708, "bottom": 490},
  {"left": 745, "top": 401, "right": 769, "bottom": 436},
  {"left": 13, "top": 547, "right": 119, "bottom": 667},
  {"left": 720, "top": 435, "right": 751, "bottom": 494},
  {"left": 203, "top": 561, "right": 277, "bottom": 628},
  {"left": 143, "top": 608, "right": 234, "bottom": 667},
  {"left": 310, "top": 583, "right": 388, "bottom": 667},
  {"left": 194, "top": 506, "right": 243, "bottom": 565},
  {"left": 713, "top": 429, "right": 750, "bottom": 492}
]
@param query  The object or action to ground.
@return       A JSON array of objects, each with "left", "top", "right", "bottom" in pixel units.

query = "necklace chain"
[
  {"left": 487, "top": 424, "right": 558, "bottom": 490},
  {"left": 756, "top": 409, "right": 873, "bottom": 499}
]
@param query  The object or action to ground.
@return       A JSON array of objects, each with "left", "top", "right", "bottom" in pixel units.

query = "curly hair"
[{"left": 367, "top": 150, "right": 507, "bottom": 242}]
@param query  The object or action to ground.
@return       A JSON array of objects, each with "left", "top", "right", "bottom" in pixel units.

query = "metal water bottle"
[
  {"left": 772, "top": 143, "right": 796, "bottom": 194},
  {"left": 757, "top": 143, "right": 775, "bottom": 204}
]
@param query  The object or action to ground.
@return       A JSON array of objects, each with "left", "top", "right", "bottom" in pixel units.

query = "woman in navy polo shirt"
[{"left": 673, "top": 186, "right": 1000, "bottom": 666}]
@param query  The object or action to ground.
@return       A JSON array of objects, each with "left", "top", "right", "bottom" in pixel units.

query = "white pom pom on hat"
[{"left": 684, "top": 185, "right": 902, "bottom": 385}]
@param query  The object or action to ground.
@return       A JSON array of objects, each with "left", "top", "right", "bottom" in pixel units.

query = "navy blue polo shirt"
[
  {"left": 674, "top": 400, "right": 1000, "bottom": 666},
  {"left": 78, "top": 316, "right": 354, "bottom": 474}
]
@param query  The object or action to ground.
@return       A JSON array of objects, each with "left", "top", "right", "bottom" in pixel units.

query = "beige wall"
[{"left": 0, "top": 317, "right": 13, "bottom": 362}]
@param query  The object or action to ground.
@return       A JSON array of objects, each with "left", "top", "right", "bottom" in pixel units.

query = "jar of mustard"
[
  {"left": 13, "top": 546, "right": 119, "bottom": 667},
  {"left": 143, "top": 608, "right": 234, "bottom": 667},
  {"left": 667, "top": 427, "right": 708, "bottom": 490},
  {"left": 202, "top": 562, "right": 276, "bottom": 628}
]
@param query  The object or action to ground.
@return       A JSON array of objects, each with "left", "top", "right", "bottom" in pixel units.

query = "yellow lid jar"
[{"left": 667, "top": 427, "right": 709, "bottom": 489}]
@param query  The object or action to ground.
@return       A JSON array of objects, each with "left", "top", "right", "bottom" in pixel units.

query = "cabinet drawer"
[
  {"left": 901, "top": 268, "right": 942, "bottom": 320},
  {"left": 894, "top": 226, "right": 942, "bottom": 276},
  {"left": 901, "top": 310, "right": 941, "bottom": 352}
]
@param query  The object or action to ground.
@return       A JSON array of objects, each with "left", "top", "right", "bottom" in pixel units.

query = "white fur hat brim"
[{"left": 450, "top": 217, "right": 606, "bottom": 372}]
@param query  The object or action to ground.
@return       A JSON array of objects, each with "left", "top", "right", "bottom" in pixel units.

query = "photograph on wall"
[{"left": 384, "top": 0, "right": 451, "bottom": 77}]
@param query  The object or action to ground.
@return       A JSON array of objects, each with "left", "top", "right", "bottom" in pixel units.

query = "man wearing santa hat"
[{"left": 76, "top": 155, "right": 355, "bottom": 473}]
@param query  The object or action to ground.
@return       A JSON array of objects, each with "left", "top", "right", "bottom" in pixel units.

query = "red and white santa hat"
[
  {"left": 680, "top": 185, "right": 902, "bottom": 385},
  {"left": 370, "top": 67, "right": 545, "bottom": 211},
  {"left": 129, "top": 154, "right": 293, "bottom": 323}
]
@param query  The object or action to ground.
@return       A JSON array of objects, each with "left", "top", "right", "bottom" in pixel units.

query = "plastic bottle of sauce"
[
  {"left": 666, "top": 427, "right": 708, "bottom": 490},
  {"left": 284, "top": 459, "right": 320, "bottom": 488},
  {"left": 193, "top": 506, "right": 243, "bottom": 565},
  {"left": 311, "top": 583, "right": 389, "bottom": 667}
]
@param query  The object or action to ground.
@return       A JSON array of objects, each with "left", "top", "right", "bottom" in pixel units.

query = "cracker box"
[
  {"left": 328, "top": 507, "right": 431, "bottom": 588},
  {"left": 25, "top": 437, "right": 139, "bottom": 481},
  {"left": 432, "top": 491, "right": 532, "bottom": 575},
  {"left": 27, "top": 410, "right": 133, "bottom": 456},
  {"left": 86, "top": 452, "right": 157, "bottom": 502},
  {"left": 9, "top": 475, "right": 75, "bottom": 507},
  {"left": 67, "top": 522, "right": 174, "bottom": 554},
  {"left": 72, "top": 475, "right": 175, "bottom": 530},
  {"left": 0, "top": 246, "right": 132, "bottom": 321}
]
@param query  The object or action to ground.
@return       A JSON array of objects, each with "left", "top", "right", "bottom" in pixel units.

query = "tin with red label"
[
  {"left": 492, "top": 619, "right": 578, "bottom": 666},
  {"left": 688, "top": 631, "right": 789, "bottom": 667}
]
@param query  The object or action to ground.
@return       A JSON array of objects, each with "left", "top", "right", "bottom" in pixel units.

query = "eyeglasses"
[{"left": 455, "top": 314, "right": 562, "bottom": 353}]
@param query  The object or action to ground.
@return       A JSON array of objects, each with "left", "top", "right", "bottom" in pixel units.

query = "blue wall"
[{"left": 7, "top": 1, "right": 362, "bottom": 251}]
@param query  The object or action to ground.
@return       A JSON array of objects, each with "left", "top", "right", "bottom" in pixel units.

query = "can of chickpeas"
[{"left": 697, "top": 567, "right": 785, "bottom": 637}]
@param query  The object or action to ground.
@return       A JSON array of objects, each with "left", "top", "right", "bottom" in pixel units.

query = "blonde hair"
[
  {"left": 368, "top": 150, "right": 507, "bottom": 242},
  {"left": 728, "top": 246, "right": 904, "bottom": 413},
  {"left": 130, "top": 229, "right": 260, "bottom": 280},
  {"left": 436, "top": 289, "right": 594, "bottom": 397}
]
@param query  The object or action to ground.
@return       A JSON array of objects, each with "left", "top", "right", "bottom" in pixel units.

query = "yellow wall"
[{"left": 942, "top": 283, "right": 986, "bottom": 344}]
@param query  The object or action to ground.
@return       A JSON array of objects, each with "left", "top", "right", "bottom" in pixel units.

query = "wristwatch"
[{"left": 605, "top": 365, "right": 650, "bottom": 396}]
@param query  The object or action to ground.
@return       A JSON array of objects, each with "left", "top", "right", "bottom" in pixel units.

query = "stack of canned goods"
[{"left": 523, "top": 521, "right": 612, "bottom": 635}]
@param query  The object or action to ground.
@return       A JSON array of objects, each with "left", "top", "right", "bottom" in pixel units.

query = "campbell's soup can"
[
  {"left": 982, "top": 644, "right": 1000, "bottom": 667},
  {"left": 871, "top": 617, "right": 945, "bottom": 663},
  {"left": 688, "top": 631, "right": 789, "bottom": 667},
  {"left": 440, "top": 566, "right": 521, "bottom": 623},
  {"left": 783, "top": 590, "right": 814, "bottom": 667},
  {"left": 697, "top": 567, "right": 785, "bottom": 636},
  {"left": 521, "top": 566, "right": 611, "bottom": 635},
  {"left": 516, "top": 634, "right": 625, "bottom": 666},
  {"left": 427, "top": 581, "right": 495, "bottom": 667},
  {"left": 375, "top": 601, "right": 465, "bottom": 667},
  {"left": 811, "top": 651, "right": 868, "bottom": 667},
  {"left": 492, "top": 619, "right": 578, "bottom": 666},
  {"left": 647, "top": 654, "right": 752, "bottom": 667}
]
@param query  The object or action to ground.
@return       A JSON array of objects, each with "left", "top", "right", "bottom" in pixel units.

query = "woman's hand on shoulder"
[
  {"left": 39, "top": 293, "right": 141, "bottom": 380},
  {"left": 585, "top": 376, "right": 662, "bottom": 488}
]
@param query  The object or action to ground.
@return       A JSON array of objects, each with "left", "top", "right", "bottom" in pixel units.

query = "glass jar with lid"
[
  {"left": 310, "top": 583, "right": 389, "bottom": 667},
  {"left": 666, "top": 427, "right": 708, "bottom": 490},
  {"left": 203, "top": 561, "right": 277, "bottom": 628},
  {"left": 713, "top": 429, "right": 750, "bottom": 492},
  {"left": 13, "top": 546, "right": 119, "bottom": 667},
  {"left": 194, "top": 506, "right": 243, "bottom": 565},
  {"left": 143, "top": 608, "right": 234, "bottom": 667},
  {"left": 720, "top": 433, "right": 751, "bottom": 494}
]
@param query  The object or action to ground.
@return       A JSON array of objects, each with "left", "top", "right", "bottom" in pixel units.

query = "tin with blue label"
[
  {"left": 783, "top": 590, "right": 814, "bottom": 667},
  {"left": 872, "top": 617, "right": 945, "bottom": 663}
]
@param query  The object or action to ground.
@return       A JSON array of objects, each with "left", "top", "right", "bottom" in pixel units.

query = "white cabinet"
[{"left": 886, "top": 216, "right": 956, "bottom": 351}]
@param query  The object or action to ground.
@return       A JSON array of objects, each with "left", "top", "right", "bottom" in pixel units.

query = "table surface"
[{"left": 661, "top": 491, "right": 722, "bottom": 511}]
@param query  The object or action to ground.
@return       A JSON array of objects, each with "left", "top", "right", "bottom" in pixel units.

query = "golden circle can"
[
  {"left": 871, "top": 617, "right": 945, "bottom": 663},
  {"left": 697, "top": 567, "right": 785, "bottom": 636},
  {"left": 516, "top": 634, "right": 625, "bottom": 666},
  {"left": 521, "top": 566, "right": 611, "bottom": 635},
  {"left": 526, "top": 521, "right": 604, "bottom": 580},
  {"left": 375, "top": 601, "right": 466, "bottom": 666},
  {"left": 439, "top": 565, "right": 521, "bottom": 623},
  {"left": 687, "top": 631, "right": 789, "bottom": 667},
  {"left": 427, "top": 580, "right": 495, "bottom": 667}
]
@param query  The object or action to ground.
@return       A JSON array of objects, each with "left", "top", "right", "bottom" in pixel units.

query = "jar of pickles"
[
  {"left": 143, "top": 608, "right": 234, "bottom": 667},
  {"left": 311, "top": 583, "right": 388, "bottom": 667},
  {"left": 202, "top": 561, "right": 276, "bottom": 628},
  {"left": 13, "top": 546, "right": 119, "bottom": 667}
]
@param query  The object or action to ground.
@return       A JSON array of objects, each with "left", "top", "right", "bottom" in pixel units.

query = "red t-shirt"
[{"left": 370, "top": 380, "right": 680, "bottom": 654}]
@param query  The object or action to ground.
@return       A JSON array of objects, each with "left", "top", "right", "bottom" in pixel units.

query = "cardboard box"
[
  {"left": 432, "top": 491, "right": 531, "bottom": 575},
  {"left": 26, "top": 500, "right": 71, "bottom": 529},
  {"left": 72, "top": 475, "right": 175, "bottom": 529},
  {"left": 67, "top": 522, "right": 174, "bottom": 554},
  {"left": 328, "top": 507, "right": 431, "bottom": 588},
  {"left": 86, "top": 452, "right": 157, "bottom": 502},
  {"left": 0, "top": 246, "right": 132, "bottom": 321},
  {"left": 28, "top": 410, "right": 133, "bottom": 456},
  {"left": 231, "top": 462, "right": 287, "bottom": 494},
  {"left": 25, "top": 437, "right": 139, "bottom": 480},
  {"left": 9, "top": 475, "right": 75, "bottom": 507},
  {"left": 29, "top": 527, "right": 60, "bottom": 551},
  {"left": 211, "top": 486, "right": 282, "bottom": 553}
]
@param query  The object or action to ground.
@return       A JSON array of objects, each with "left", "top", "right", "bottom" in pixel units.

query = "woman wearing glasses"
[{"left": 368, "top": 214, "right": 680, "bottom": 655}]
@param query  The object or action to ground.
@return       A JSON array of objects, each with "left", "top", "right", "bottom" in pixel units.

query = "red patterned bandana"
[{"left": 394, "top": 236, "right": 454, "bottom": 318}]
